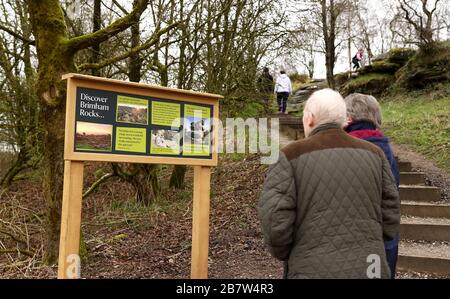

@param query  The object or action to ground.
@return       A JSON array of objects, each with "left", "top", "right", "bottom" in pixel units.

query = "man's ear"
[
  {"left": 347, "top": 116, "right": 353, "bottom": 125},
  {"left": 307, "top": 112, "right": 315, "bottom": 128},
  {"left": 305, "top": 111, "right": 315, "bottom": 128}
]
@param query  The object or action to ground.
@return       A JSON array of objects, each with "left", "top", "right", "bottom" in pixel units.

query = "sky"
[
  {"left": 288, "top": 0, "right": 449, "bottom": 79},
  {"left": 2, "top": 0, "right": 448, "bottom": 81},
  {"left": 76, "top": 122, "right": 113, "bottom": 135}
]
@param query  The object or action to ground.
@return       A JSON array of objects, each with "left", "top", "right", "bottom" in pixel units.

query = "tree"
[
  {"left": 353, "top": 0, "right": 377, "bottom": 64},
  {"left": 0, "top": 0, "right": 39, "bottom": 187},
  {"left": 2, "top": 0, "right": 177, "bottom": 264},
  {"left": 169, "top": 0, "right": 287, "bottom": 186},
  {"left": 0, "top": 0, "right": 288, "bottom": 264},
  {"left": 396, "top": 0, "right": 443, "bottom": 47},
  {"left": 305, "top": 0, "right": 351, "bottom": 89},
  {"left": 290, "top": 26, "right": 319, "bottom": 79}
]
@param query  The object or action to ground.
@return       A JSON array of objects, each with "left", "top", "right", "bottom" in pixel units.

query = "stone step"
[
  {"left": 400, "top": 185, "right": 441, "bottom": 202},
  {"left": 401, "top": 201, "right": 450, "bottom": 218},
  {"left": 398, "top": 161, "right": 412, "bottom": 172},
  {"left": 400, "top": 216, "right": 450, "bottom": 242},
  {"left": 400, "top": 172, "right": 425, "bottom": 185},
  {"left": 398, "top": 241, "right": 450, "bottom": 276}
]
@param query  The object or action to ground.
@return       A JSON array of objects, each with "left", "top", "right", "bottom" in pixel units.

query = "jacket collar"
[
  {"left": 345, "top": 121, "right": 385, "bottom": 139},
  {"left": 345, "top": 121, "right": 377, "bottom": 132},
  {"left": 310, "top": 123, "right": 343, "bottom": 137}
]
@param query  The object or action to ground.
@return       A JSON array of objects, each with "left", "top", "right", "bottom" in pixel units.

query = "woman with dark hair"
[{"left": 344, "top": 93, "right": 400, "bottom": 279}]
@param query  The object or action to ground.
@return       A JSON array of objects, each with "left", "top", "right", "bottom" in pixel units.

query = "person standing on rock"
[
  {"left": 274, "top": 70, "right": 292, "bottom": 114},
  {"left": 344, "top": 93, "right": 400, "bottom": 279},
  {"left": 258, "top": 89, "right": 400, "bottom": 279},
  {"left": 352, "top": 48, "right": 364, "bottom": 70},
  {"left": 258, "top": 67, "right": 274, "bottom": 113}
]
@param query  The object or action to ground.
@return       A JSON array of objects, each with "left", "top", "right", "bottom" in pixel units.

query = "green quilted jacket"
[{"left": 258, "top": 123, "right": 400, "bottom": 279}]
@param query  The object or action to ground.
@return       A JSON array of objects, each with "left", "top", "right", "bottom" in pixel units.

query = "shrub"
[
  {"left": 395, "top": 40, "right": 450, "bottom": 89},
  {"left": 341, "top": 73, "right": 393, "bottom": 96},
  {"left": 289, "top": 73, "right": 310, "bottom": 84}
]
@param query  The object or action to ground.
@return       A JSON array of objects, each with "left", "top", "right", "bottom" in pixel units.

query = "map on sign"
[{"left": 74, "top": 87, "right": 213, "bottom": 158}]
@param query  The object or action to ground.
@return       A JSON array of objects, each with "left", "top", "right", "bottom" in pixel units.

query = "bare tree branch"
[
  {"left": 111, "top": 0, "right": 129, "bottom": 15},
  {"left": 66, "top": 0, "right": 149, "bottom": 51},
  {"left": 77, "top": 22, "right": 180, "bottom": 71},
  {"left": 0, "top": 23, "right": 35, "bottom": 46},
  {"left": 82, "top": 172, "right": 115, "bottom": 199}
]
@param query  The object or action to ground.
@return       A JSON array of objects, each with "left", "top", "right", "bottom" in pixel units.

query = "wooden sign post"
[{"left": 58, "top": 74, "right": 221, "bottom": 279}]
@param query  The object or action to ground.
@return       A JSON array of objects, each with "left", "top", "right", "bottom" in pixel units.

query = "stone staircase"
[
  {"left": 396, "top": 159, "right": 450, "bottom": 277},
  {"left": 276, "top": 125, "right": 450, "bottom": 277}
]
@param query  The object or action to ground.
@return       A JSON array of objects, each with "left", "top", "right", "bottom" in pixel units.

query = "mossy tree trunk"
[
  {"left": 26, "top": 0, "right": 150, "bottom": 264},
  {"left": 27, "top": 0, "right": 75, "bottom": 264},
  {"left": 123, "top": 0, "right": 161, "bottom": 205},
  {"left": 321, "top": 0, "right": 337, "bottom": 90},
  {"left": 169, "top": 165, "right": 187, "bottom": 189},
  {"left": 91, "top": 0, "right": 101, "bottom": 77}
]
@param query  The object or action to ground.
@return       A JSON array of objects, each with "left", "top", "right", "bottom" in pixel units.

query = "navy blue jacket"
[{"left": 345, "top": 121, "right": 400, "bottom": 187}]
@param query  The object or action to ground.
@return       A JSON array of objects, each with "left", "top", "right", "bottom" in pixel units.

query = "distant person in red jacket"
[{"left": 352, "top": 48, "right": 364, "bottom": 70}]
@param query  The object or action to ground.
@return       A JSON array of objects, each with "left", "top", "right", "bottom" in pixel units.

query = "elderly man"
[{"left": 258, "top": 89, "right": 400, "bottom": 279}]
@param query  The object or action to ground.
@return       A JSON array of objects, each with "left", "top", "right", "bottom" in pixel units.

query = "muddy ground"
[{"left": 0, "top": 144, "right": 448, "bottom": 279}]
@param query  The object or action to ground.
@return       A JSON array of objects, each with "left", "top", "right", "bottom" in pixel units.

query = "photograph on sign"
[
  {"left": 75, "top": 121, "right": 112, "bottom": 152},
  {"left": 182, "top": 104, "right": 211, "bottom": 156},
  {"left": 150, "top": 129, "right": 181, "bottom": 155},
  {"left": 116, "top": 95, "right": 149, "bottom": 125}
]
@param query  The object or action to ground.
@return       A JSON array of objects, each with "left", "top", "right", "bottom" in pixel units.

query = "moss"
[
  {"left": 290, "top": 73, "right": 310, "bottom": 84},
  {"left": 387, "top": 48, "right": 416, "bottom": 64},
  {"left": 341, "top": 73, "right": 394, "bottom": 96},
  {"left": 395, "top": 40, "right": 450, "bottom": 89},
  {"left": 370, "top": 61, "right": 401, "bottom": 74},
  {"left": 334, "top": 72, "right": 352, "bottom": 87}
]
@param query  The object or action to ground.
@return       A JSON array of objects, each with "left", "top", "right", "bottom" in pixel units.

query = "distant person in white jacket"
[{"left": 274, "top": 70, "right": 292, "bottom": 114}]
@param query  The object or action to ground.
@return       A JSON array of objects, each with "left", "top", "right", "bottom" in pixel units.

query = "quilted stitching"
[{"left": 258, "top": 143, "right": 400, "bottom": 279}]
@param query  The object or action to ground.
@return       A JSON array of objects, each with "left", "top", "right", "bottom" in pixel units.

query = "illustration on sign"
[{"left": 74, "top": 87, "right": 213, "bottom": 159}]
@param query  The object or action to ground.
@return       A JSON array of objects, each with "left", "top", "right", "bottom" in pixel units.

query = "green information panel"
[
  {"left": 115, "top": 127, "right": 147, "bottom": 153},
  {"left": 151, "top": 101, "right": 181, "bottom": 127},
  {"left": 74, "top": 87, "right": 213, "bottom": 159}
]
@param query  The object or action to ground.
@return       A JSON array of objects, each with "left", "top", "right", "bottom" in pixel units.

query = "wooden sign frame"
[{"left": 58, "top": 73, "right": 221, "bottom": 279}]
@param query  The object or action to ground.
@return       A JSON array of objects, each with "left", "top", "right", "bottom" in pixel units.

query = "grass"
[
  {"left": 76, "top": 142, "right": 111, "bottom": 152},
  {"left": 346, "top": 73, "right": 393, "bottom": 87},
  {"left": 342, "top": 73, "right": 394, "bottom": 96},
  {"left": 381, "top": 85, "right": 450, "bottom": 171}
]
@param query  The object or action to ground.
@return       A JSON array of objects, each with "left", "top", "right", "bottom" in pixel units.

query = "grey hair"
[{"left": 344, "top": 93, "right": 382, "bottom": 128}]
